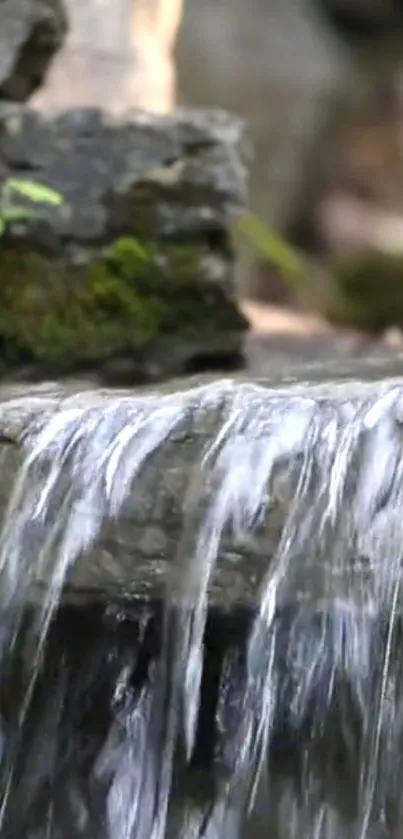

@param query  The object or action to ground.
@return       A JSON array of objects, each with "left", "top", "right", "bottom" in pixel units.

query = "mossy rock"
[
  {"left": 0, "top": 236, "right": 247, "bottom": 373},
  {"left": 325, "top": 251, "right": 403, "bottom": 332}
]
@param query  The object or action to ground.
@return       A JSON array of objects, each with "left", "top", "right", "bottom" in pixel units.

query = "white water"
[{"left": 0, "top": 377, "right": 402, "bottom": 837}]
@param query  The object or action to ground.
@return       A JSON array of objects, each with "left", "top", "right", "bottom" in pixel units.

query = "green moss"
[
  {"left": 130, "top": 186, "right": 159, "bottom": 240},
  {"left": 162, "top": 243, "right": 207, "bottom": 286},
  {"left": 0, "top": 235, "right": 245, "bottom": 367},
  {"left": 325, "top": 251, "right": 403, "bottom": 331}
]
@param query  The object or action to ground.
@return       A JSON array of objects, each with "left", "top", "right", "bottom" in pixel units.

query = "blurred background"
[{"left": 31, "top": 0, "right": 403, "bottom": 356}]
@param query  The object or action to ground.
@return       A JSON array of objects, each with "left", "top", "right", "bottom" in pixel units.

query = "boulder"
[
  {"left": 0, "top": 104, "right": 249, "bottom": 383},
  {"left": 323, "top": 251, "right": 403, "bottom": 331},
  {"left": 0, "top": 0, "right": 67, "bottom": 102}
]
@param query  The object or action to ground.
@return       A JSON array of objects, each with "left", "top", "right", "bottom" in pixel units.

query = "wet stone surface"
[{"left": 1, "top": 364, "right": 403, "bottom": 836}]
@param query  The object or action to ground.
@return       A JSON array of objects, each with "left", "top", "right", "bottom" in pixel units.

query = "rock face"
[
  {"left": 0, "top": 0, "right": 67, "bottom": 102},
  {"left": 0, "top": 104, "right": 248, "bottom": 383}
]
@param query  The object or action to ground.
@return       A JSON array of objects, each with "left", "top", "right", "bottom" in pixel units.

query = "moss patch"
[
  {"left": 324, "top": 251, "right": 403, "bottom": 332},
  {"left": 0, "top": 236, "right": 246, "bottom": 367}
]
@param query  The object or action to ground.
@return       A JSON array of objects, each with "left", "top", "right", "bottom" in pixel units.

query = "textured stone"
[{"left": 0, "top": 104, "right": 249, "bottom": 383}]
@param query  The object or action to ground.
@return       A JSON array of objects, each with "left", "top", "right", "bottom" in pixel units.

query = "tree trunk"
[{"left": 33, "top": 0, "right": 183, "bottom": 113}]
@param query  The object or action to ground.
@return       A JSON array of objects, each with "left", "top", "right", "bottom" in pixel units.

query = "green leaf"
[
  {"left": 6, "top": 179, "right": 63, "bottom": 206},
  {"left": 2, "top": 206, "right": 38, "bottom": 222},
  {"left": 0, "top": 217, "right": 5, "bottom": 237}
]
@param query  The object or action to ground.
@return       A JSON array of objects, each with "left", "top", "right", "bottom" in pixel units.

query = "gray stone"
[
  {"left": 0, "top": 0, "right": 67, "bottom": 102},
  {"left": 0, "top": 104, "right": 249, "bottom": 383}
]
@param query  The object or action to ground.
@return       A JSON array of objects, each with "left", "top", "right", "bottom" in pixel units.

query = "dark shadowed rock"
[
  {"left": 0, "top": 104, "right": 249, "bottom": 383},
  {"left": 316, "top": 0, "right": 403, "bottom": 39},
  {"left": 0, "top": 0, "right": 67, "bottom": 102}
]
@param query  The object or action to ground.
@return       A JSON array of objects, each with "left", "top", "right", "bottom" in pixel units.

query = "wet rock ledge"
[
  {"left": 0, "top": 104, "right": 249, "bottom": 384},
  {"left": 1, "top": 355, "right": 403, "bottom": 611}
]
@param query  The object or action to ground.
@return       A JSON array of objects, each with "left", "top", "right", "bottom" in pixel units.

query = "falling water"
[{"left": 0, "top": 376, "right": 403, "bottom": 838}]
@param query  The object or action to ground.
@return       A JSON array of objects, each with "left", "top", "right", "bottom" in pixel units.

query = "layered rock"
[
  {"left": 0, "top": 0, "right": 67, "bottom": 101},
  {"left": 0, "top": 104, "right": 248, "bottom": 383}
]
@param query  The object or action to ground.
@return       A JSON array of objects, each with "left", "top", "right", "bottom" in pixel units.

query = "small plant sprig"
[
  {"left": 233, "top": 211, "right": 304, "bottom": 294},
  {"left": 0, "top": 178, "right": 63, "bottom": 236}
]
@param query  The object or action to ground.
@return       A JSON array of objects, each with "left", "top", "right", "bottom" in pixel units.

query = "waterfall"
[{"left": 0, "top": 376, "right": 402, "bottom": 838}]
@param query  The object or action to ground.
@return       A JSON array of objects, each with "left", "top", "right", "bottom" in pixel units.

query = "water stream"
[{"left": 0, "top": 376, "right": 402, "bottom": 838}]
